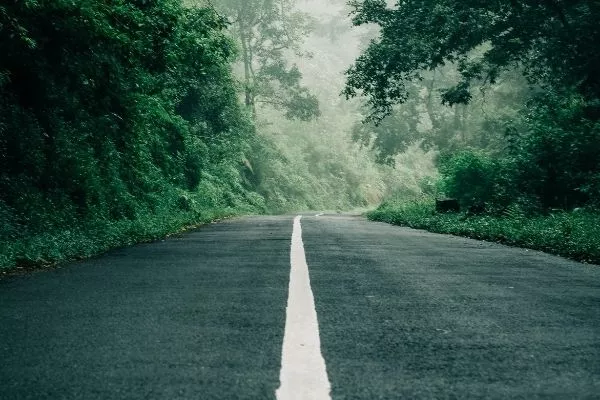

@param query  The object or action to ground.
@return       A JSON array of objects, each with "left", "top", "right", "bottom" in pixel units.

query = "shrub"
[
  {"left": 438, "top": 150, "right": 517, "bottom": 211},
  {"left": 511, "top": 92, "right": 600, "bottom": 209},
  {"left": 368, "top": 200, "right": 600, "bottom": 264}
]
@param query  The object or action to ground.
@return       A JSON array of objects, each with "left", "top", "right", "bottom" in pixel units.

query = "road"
[{"left": 1, "top": 214, "right": 599, "bottom": 399}]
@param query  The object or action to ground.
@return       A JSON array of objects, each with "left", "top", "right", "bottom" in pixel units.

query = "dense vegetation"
[
  {"left": 2, "top": 0, "right": 597, "bottom": 270},
  {"left": 0, "top": 0, "right": 263, "bottom": 270},
  {"left": 347, "top": 0, "right": 600, "bottom": 262},
  {"left": 368, "top": 200, "right": 600, "bottom": 264},
  {"left": 1, "top": 0, "right": 418, "bottom": 271}
]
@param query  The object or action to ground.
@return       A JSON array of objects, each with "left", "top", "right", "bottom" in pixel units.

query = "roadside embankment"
[
  {"left": 0, "top": 207, "right": 251, "bottom": 275},
  {"left": 368, "top": 200, "right": 600, "bottom": 265}
]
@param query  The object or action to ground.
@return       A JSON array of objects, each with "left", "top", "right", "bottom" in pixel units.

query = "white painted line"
[
  {"left": 276, "top": 216, "right": 331, "bottom": 400},
  {"left": 315, "top": 213, "right": 324, "bottom": 217}
]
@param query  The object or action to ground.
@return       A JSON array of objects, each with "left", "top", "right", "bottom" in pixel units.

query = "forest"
[{"left": 1, "top": 0, "right": 599, "bottom": 270}]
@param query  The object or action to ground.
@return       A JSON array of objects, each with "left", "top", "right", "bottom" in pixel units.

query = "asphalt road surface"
[{"left": 1, "top": 214, "right": 599, "bottom": 399}]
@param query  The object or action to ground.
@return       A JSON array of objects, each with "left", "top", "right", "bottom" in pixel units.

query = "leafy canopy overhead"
[{"left": 344, "top": 0, "right": 600, "bottom": 121}]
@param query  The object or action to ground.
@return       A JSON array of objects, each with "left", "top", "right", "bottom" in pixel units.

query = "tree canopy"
[{"left": 344, "top": 0, "right": 600, "bottom": 121}]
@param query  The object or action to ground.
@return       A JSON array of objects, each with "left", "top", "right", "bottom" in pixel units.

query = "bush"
[
  {"left": 511, "top": 92, "right": 600, "bottom": 209},
  {"left": 368, "top": 199, "right": 600, "bottom": 264},
  {"left": 438, "top": 150, "right": 517, "bottom": 211}
]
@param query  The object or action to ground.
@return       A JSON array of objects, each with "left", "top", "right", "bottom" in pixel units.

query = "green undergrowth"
[
  {"left": 0, "top": 206, "right": 253, "bottom": 274},
  {"left": 368, "top": 200, "right": 600, "bottom": 265}
]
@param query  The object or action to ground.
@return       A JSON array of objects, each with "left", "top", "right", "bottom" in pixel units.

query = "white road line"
[{"left": 276, "top": 216, "right": 331, "bottom": 400}]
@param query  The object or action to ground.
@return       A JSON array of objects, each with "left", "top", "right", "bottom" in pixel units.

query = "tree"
[
  {"left": 196, "top": 0, "right": 320, "bottom": 120},
  {"left": 344, "top": 0, "right": 600, "bottom": 121}
]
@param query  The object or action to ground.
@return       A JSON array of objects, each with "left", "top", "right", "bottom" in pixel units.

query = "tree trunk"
[
  {"left": 238, "top": 10, "right": 255, "bottom": 117},
  {"left": 425, "top": 70, "right": 441, "bottom": 131}
]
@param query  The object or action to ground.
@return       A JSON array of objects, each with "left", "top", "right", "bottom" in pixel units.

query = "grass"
[
  {"left": 367, "top": 199, "right": 600, "bottom": 265},
  {"left": 0, "top": 206, "right": 250, "bottom": 275}
]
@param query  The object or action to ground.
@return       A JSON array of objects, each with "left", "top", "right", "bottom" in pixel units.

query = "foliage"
[
  {"left": 241, "top": 7, "right": 439, "bottom": 213},
  {"left": 437, "top": 150, "right": 517, "bottom": 211},
  {"left": 510, "top": 91, "right": 600, "bottom": 209},
  {"left": 344, "top": 0, "right": 600, "bottom": 121},
  {"left": 248, "top": 122, "right": 380, "bottom": 213},
  {"left": 368, "top": 199, "right": 600, "bottom": 265},
  {"left": 0, "top": 206, "right": 241, "bottom": 272},
  {"left": 432, "top": 90, "right": 600, "bottom": 213},
  {"left": 346, "top": 0, "right": 600, "bottom": 214},
  {"left": 205, "top": 0, "right": 320, "bottom": 120},
  {"left": 0, "top": 1, "right": 262, "bottom": 270},
  {"left": 350, "top": 62, "right": 531, "bottom": 164}
]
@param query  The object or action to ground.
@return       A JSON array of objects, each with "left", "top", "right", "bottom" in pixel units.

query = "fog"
[
  {"left": 233, "top": 0, "right": 439, "bottom": 211},
  {"left": 184, "top": 0, "right": 544, "bottom": 212}
]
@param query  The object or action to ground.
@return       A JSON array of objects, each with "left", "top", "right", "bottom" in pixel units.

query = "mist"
[{"left": 217, "top": 0, "right": 439, "bottom": 212}]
